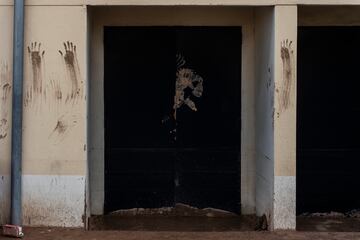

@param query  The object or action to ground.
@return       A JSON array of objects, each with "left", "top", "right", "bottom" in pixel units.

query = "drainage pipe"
[{"left": 11, "top": 0, "right": 25, "bottom": 226}]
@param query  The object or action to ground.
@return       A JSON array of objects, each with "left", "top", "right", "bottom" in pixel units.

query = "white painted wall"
[
  {"left": 89, "top": 6, "right": 256, "bottom": 216},
  {"left": 254, "top": 6, "right": 275, "bottom": 227}
]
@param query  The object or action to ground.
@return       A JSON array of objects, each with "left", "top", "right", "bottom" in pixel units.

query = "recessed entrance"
[
  {"left": 297, "top": 27, "right": 360, "bottom": 215},
  {"left": 104, "top": 27, "right": 242, "bottom": 215}
]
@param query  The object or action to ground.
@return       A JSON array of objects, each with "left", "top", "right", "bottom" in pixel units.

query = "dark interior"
[
  {"left": 104, "top": 27, "right": 242, "bottom": 214},
  {"left": 297, "top": 27, "right": 360, "bottom": 214}
]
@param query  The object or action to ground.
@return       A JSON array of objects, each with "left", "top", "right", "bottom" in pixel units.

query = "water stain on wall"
[
  {"left": 59, "top": 41, "right": 82, "bottom": 104},
  {"left": 0, "top": 62, "right": 11, "bottom": 140},
  {"left": 279, "top": 39, "right": 294, "bottom": 113}
]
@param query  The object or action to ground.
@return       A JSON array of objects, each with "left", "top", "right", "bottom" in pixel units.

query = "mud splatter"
[
  {"left": 0, "top": 119, "right": 8, "bottom": 139},
  {"left": 49, "top": 113, "right": 78, "bottom": 143},
  {"left": 50, "top": 78, "right": 63, "bottom": 103},
  {"left": 59, "top": 41, "right": 82, "bottom": 104},
  {"left": 173, "top": 54, "right": 204, "bottom": 119},
  {"left": 279, "top": 39, "right": 294, "bottom": 113},
  {"left": 53, "top": 120, "right": 67, "bottom": 134},
  {"left": 0, "top": 62, "right": 11, "bottom": 140}
]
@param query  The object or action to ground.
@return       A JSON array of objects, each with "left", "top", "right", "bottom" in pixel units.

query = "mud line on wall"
[
  {"left": 278, "top": 39, "right": 294, "bottom": 114},
  {"left": 0, "top": 61, "right": 11, "bottom": 140}
]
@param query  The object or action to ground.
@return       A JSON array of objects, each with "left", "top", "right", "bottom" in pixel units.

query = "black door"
[
  {"left": 297, "top": 27, "right": 360, "bottom": 213},
  {"left": 104, "top": 27, "right": 241, "bottom": 214}
]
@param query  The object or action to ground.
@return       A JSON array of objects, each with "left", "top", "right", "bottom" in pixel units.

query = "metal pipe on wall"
[{"left": 11, "top": 0, "right": 25, "bottom": 226}]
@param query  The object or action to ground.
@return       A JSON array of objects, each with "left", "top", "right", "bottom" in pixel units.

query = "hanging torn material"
[{"left": 173, "top": 54, "right": 204, "bottom": 119}]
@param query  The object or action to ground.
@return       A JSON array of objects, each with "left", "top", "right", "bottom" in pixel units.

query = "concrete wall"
[
  {"left": 254, "top": 6, "right": 297, "bottom": 230},
  {"left": 254, "top": 6, "right": 275, "bottom": 228},
  {"left": 0, "top": 5, "right": 88, "bottom": 227},
  {"left": 0, "top": 5, "right": 13, "bottom": 225},
  {"left": 89, "top": 6, "right": 256, "bottom": 216}
]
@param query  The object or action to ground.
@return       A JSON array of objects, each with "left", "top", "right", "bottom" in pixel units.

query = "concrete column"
[
  {"left": 273, "top": 5, "right": 297, "bottom": 230},
  {"left": 254, "top": 6, "right": 275, "bottom": 229}
]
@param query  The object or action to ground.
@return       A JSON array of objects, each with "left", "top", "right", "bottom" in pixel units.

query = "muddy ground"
[
  {"left": 2, "top": 227, "right": 360, "bottom": 240},
  {"left": 2, "top": 216, "right": 360, "bottom": 239}
]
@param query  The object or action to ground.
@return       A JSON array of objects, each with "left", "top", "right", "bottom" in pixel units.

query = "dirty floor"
[
  {"left": 2, "top": 216, "right": 360, "bottom": 239},
  {"left": 297, "top": 216, "right": 360, "bottom": 232},
  {"left": 89, "top": 216, "right": 257, "bottom": 231},
  {"left": 2, "top": 227, "right": 360, "bottom": 240}
]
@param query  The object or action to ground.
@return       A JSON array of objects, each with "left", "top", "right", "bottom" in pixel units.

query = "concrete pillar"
[
  {"left": 273, "top": 5, "right": 297, "bottom": 230},
  {"left": 254, "top": 6, "right": 275, "bottom": 229}
]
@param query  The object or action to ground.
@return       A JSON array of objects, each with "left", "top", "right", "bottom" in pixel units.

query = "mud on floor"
[{"left": 2, "top": 228, "right": 360, "bottom": 240}]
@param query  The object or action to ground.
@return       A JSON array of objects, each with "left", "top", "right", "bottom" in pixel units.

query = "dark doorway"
[
  {"left": 297, "top": 27, "right": 360, "bottom": 214},
  {"left": 104, "top": 27, "right": 242, "bottom": 215}
]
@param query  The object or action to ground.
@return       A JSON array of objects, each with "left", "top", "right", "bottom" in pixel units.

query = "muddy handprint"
[{"left": 59, "top": 41, "right": 82, "bottom": 103}]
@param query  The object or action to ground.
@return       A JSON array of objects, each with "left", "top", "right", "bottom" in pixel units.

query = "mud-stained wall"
[
  {"left": 0, "top": 5, "right": 88, "bottom": 227},
  {"left": 22, "top": 6, "right": 87, "bottom": 227},
  {"left": 90, "top": 6, "right": 256, "bottom": 216},
  {"left": 273, "top": 5, "right": 297, "bottom": 230},
  {"left": 0, "top": 5, "right": 13, "bottom": 225},
  {"left": 254, "top": 6, "right": 275, "bottom": 230}
]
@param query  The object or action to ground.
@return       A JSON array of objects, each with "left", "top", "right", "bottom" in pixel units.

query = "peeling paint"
[{"left": 279, "top": 39, "right": 294, "bottom": 113}]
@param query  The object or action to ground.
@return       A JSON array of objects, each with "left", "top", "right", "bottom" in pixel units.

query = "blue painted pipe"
[{"left": 11, "top": 0, "right": 24, "bottom": 226}]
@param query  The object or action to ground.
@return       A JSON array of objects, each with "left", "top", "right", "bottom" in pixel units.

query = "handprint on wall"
[
  {"left": 25, "top": 42, "right": 46, "bottom": 108},
  {"left": 59, "top": 41, "right": 82, "bottom": 104},
  {"left": 279, "top": 39, "right": 294, "bottom": 113}
]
